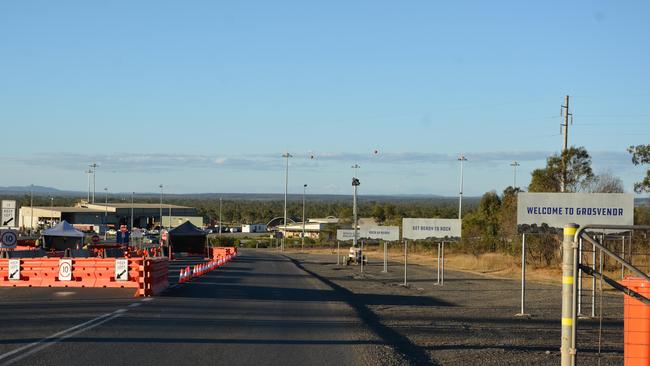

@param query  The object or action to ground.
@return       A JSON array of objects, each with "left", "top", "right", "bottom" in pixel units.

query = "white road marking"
[
  {"left": 0, "top": 299, "right": 152, "bottom": 365},
  {"left": 0, "top": 312, "right": 113, "bottom": 363},
  {"left": 53, "top": 292, "right": 76, "bottom": 297},
  {"left": 1, "top": 312, "right": 124, "bottom": 366}
]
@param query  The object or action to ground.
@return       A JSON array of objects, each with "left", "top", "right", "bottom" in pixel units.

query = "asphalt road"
[{"left": 0, "top": 250, "right": 397, "bottom": 366}]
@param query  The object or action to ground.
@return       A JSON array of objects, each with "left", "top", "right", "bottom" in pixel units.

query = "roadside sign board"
[
  {"left": 336, "top": 229, "right": 355, "bottom": 241},
  {"left": 402, "top": 218, "right": 462, "bottom": 240},
  {"left": 58, "top": 259, "right": 72, "bottom": 281},
  {"left": 0, "top": 229, "right": 18, "bottom": 249},
  {"left": 359, "top": 226, "right": 400, "bottom": 241},
  {"left": 8, "top": 259, "right": 20, "bottom": 281},
  {"left": 1, "top": 200, "right": 16, "bottom": 227},
  {"left": 517, "top": 193, "right": 634, "bottom": 233},
  {"left": 115, "top": 259, "right": 128, "bottom": 281},
  {"left": 337, "top": 227, "right": 400, "bottom": 241}
]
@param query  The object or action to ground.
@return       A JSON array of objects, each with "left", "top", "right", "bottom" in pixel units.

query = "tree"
[
  {"left": 528, "top": 146, "right": 594, "bottom": 192},
  {"left": 371, "top": 204, "right": 386, "bottom": 223},
  {"left": 586, "top": 171, "right": 624, "bottom": 193},
  {"left": 628, "top": 144, "right": 650, "bottom": 193}
]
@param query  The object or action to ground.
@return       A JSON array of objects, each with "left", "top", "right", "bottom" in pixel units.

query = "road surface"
[{"left": 0, "top": 250, "right": 399, "bottom": 366}]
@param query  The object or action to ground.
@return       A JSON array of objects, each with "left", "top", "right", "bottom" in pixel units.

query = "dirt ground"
[{"left": 282, "top": 248, "right": 625, "bottom": 366}]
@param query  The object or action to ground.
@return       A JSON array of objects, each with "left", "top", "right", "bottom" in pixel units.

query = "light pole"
[
  {"left": 302, "top": 184, "right": 307, "bottom": 252},
  {"left": 104, "top": 187, "right": 108, "bottom": 239},
  {"left": 130, "top": 192, "right": 134, "bottom": 229},
  {"left": 159, "top": 184, "right": 163, "bottom": 230},
  {"left": 282, "top": 152, "right": 292, "bottom": 252},
  {"left": 86, "top": 169, "right": 92, "bottom": 202},
  {"left": 89, "top": 163, "right": 98, "bottom": 203},
  {"left": 458, "top": 155, "right": 467, "bottom": 220},
  {"left": 510, "top": 161, "right": 520, "bottom": 189},
  {"left": 219, "top": 197, "right": 222, "bottom": 239},
  {"left": 30, "top": 184, "right": 34, "bottom": 232},
  {"left": 351, "top": 164, "right": 361, "bottom": 249}
]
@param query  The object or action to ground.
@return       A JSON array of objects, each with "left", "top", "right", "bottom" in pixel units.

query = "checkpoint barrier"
[
  {"left": 621, "top": 277, "right": 650, "bottom": 366},
  {"left": 0, "top": 257, "right": 169, "bottom": 297}
]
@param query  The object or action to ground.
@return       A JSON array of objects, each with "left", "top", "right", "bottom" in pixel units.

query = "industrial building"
[{"left": 18, "top": 202, "right": 203, "bottom": 231}]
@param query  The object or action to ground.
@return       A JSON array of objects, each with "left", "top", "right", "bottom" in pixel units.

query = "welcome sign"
[{"left": 517, "top": 192, "right": 634, "bottom": 233}]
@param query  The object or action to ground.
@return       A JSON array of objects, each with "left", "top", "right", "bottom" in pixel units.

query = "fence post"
[
  {"left": 561, "top": 223, "right": 578, "bottom": 366},
  {"left": 436, "top": 242, "right": 441, "bottom": 285},
  {"left": 516, "top": 233, "right": 529, "bottom": 316},
  {"left": 382, "top": 241, "right": 387, "bottom": 273},
  {"left": 403, "top": 240, "right": 408, "bottom": 286}
]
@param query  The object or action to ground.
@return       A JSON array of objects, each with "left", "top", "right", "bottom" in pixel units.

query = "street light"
[
  {"left": 458, "top": 155, "right": 467, "bottom": 220},
  {"left": 159, "top": 184, "right": 163, "bottom": 230},
  {"left": 130, "top": 192, "right": 134, "bottom": 229},
  {"left": 302, "top": 184, "right": 307, "bottom": 252},
  {"left": 510, "top": 161, "right": 520, "bottom": 189},
  {"left": 30, "top": 184, "right": 34, "bottom": 232},
  {"left": 282, "top": 152, "right": 292, "bottom": 252},
  {"left": 104, "top": 187, "right": 108, "bottom": 239},
  {"left": 89, "top": 163, "right": 98, "bottom": 203},
  {"left": 351, "top": 164, "right": 361, "bottom": 249}
]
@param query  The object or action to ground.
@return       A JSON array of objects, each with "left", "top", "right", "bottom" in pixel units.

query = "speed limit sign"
[{"left": 58, "top": 259, "right": 72, "bottom": 281}]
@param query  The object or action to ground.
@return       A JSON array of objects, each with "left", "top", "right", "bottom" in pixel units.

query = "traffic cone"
[{"left": 178, "top": 268, "right": 184, "bottom": 283}]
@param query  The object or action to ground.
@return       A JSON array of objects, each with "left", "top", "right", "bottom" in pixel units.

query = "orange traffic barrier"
[
  {"left": 0, "top": 257, "right": 168, "bottom": 297},
  {"left": 622, "top": 277, "right": 650, "bottom": 366}
]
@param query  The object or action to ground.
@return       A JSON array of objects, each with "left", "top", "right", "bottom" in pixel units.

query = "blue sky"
[{"left": 0, "top": 1, "right": 648, "bottom": 196}]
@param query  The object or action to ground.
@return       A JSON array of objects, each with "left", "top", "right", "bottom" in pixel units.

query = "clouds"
[{"left": 1, "top": 149, "right": 631, "bottom": 173}]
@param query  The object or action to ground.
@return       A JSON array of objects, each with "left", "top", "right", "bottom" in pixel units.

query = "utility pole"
[
  {"left": 219, "top": 197, "right": 222, "bottom": 240},
  {"left": 282, "top": 152, "right": 292, "bottom": 252},
  {"left": 510, "top": 161, "right": 520, "bottom": 189},
  {"left": 560, "top": 95, "right": 572, "bottom": 193}
]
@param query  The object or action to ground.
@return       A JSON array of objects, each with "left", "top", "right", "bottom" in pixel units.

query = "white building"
[{"left": 242, "top": 224, "right": 267, "bottom": 233}]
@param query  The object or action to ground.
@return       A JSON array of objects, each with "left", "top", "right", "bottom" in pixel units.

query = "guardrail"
[{"left": 0, "top": 257, "right": 169, "bottom": 297}]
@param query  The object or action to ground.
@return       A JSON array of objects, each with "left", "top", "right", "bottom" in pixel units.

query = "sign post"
[
  {"left": 516, "top": 192, "right": 634, "bottom": 317},
  {"left": 403, "top": 218, "right": 461, "bottom": 286}
]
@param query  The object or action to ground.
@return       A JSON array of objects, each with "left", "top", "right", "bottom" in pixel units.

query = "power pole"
[{"left": 560, "top": 95, "right": 572, "bottom": 193}]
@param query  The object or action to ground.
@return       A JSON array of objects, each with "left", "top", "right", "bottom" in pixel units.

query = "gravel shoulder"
[{"left": 282, "top": 249, "right": 624, "bottom": 366}]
